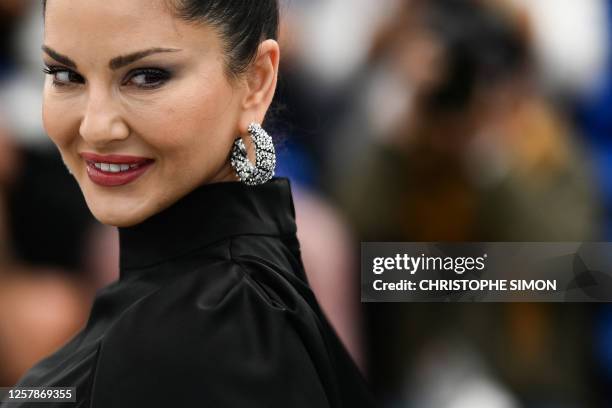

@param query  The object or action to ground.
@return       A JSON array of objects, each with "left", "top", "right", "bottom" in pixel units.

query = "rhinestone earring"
[{"left": 230, "top": 123, "right": 276, "bottom": 186}]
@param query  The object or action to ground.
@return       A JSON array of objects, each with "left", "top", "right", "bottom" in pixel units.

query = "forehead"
[{"left": 44, "top": 0, "right": 218, "bottom": 61}]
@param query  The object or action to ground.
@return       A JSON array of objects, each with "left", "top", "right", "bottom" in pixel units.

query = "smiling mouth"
[
  {"left": 80, "top": 153, "right": 155, "bottom": 187},
  {"left": 91, "top": 161, "right": 146, "bottom": 173}
]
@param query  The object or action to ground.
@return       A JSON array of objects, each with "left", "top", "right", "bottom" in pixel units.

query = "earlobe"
[{"left": 240, "top": 39, "right": 280, "bottom": 131}]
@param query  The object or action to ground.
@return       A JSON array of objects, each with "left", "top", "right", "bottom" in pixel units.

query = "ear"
[{"left": 238, "top": 39, "right": 280, "bottom": 133}]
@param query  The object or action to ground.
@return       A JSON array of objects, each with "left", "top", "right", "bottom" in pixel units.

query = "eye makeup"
[
  {"left": 122, "top": 67, "right": 173, "bottom": 89},
  {"left": 42, "top": 65, "right": 85, "bottom": 87},
  {"left": 42, "top": 64, "right": 175, "bottom": 90}
]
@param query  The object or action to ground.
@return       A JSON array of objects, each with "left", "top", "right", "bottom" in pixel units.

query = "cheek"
[
  {"left": 133, "top": 78, "right": 240, "bottom": 171},
  {"left": 42, "top": 91, "right": 81, "bottom": 151}
]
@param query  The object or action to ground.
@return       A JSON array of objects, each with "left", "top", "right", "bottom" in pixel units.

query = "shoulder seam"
[{"left": 229, "top": 237, "right": 287, "bottom": 311}]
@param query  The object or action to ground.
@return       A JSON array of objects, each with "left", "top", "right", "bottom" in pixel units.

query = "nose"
[{"left": 79, "top": 87, "right": 130, "bottom": 148}]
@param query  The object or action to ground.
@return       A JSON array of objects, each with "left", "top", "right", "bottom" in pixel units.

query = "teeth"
[{"left": 93, "top": 162, "right": 140, "bottom": 173}]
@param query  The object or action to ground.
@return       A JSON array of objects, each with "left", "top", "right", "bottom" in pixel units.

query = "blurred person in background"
[
  {"left": 334, "top": 0, "right": 600, "bottom": 242},
  {"left": 328, "top": 0, "right": 604, "bottom": 406},
  {"left": 0, "top": 111, "right": 89, "bottom": 387},
  {"left": 0, "top": 0, "right": 111, "bottom": 387}
]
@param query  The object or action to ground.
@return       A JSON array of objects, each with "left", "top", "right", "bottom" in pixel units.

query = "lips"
[{"left": 80, "top": 152, "right": 154, "bottom": 187}]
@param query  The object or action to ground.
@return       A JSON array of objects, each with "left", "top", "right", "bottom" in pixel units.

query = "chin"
[
  {"left": 77, "top": 178, "right": 160, "bottom": 227},
  {"left": 93, "top": 210, "right": 148, "bottom": 228},
  {"left": 87, "top": 199, "right": 152, "bottom": 228}
]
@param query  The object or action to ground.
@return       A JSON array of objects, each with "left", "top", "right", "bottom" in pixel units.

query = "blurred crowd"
[{"left": 2, "top": 0, "right": 612, "bottom": 407}]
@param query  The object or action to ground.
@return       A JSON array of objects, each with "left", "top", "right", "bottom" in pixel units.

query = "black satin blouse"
[{"left": 5, "top": 178, "right": 377, "bottom": 407}]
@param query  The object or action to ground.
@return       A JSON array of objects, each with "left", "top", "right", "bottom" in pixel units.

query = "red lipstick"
[{"left": 80, "top": 152, "right": 154, "bottom": 187}]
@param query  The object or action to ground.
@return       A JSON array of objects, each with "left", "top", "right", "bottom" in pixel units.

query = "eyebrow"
[
  {"left": 42, "top": 45, "right": 76, "bottom": 68},
  {"left": 109, "top": 48, "right": 182, "bottom": 70},
  {"left": 41, "top": 46, "right": 182, "bottom": 70}
]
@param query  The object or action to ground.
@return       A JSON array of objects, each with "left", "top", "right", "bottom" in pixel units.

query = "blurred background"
[{"left": 2, "top": 0, "right": 612, "bottom": 406}]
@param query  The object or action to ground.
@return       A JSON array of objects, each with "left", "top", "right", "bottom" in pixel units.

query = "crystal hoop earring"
[{"left": 230, "top": 123, "right": 276, "bottom": 186}]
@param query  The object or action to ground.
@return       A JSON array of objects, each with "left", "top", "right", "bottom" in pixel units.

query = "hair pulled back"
[{"left": 43, "top": 0, "right": 279, "bottom": 77}]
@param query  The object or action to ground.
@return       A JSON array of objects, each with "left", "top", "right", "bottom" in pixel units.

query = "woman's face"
[{"left": 42, "top": 0, "right": 259, "bottom": 227}]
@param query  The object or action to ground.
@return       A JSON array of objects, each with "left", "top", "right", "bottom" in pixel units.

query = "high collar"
[{"left": 118, "top": 178, "right": 297, "bottom": 272}]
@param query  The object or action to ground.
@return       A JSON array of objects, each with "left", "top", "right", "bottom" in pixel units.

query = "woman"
[{"left": 6, "top": 1, "right": 376, "bottom": 406}]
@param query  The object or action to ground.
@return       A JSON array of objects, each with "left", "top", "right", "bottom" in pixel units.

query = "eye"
[
  {"left": 123, "top": 68, "right": 171, "bottom": 89},
  {"left": 42, "top": 66, "right": 85, "bottom": 87}
]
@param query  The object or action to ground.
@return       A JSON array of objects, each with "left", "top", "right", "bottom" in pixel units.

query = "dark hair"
[
  {"left": 42, "top": 0, "right": 279, "bottom": 77},
  {"left": 419, "top": 0, "right": 530, "bottom": 113}
]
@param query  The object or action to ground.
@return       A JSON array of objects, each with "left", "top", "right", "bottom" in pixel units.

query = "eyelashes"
[
  {"left": 42, "top": 65, "right": 173, "bottom": 90},
  {"left": 42, "top": 66, "right": 84, "bottom": 87},
  {"left": 123, "top": 68, "right": 172, "bottom": 89}
]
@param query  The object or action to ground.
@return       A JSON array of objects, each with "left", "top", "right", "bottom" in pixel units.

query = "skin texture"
[{"left": 42, "top": 0, "right": 279, "bottom": 227}]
